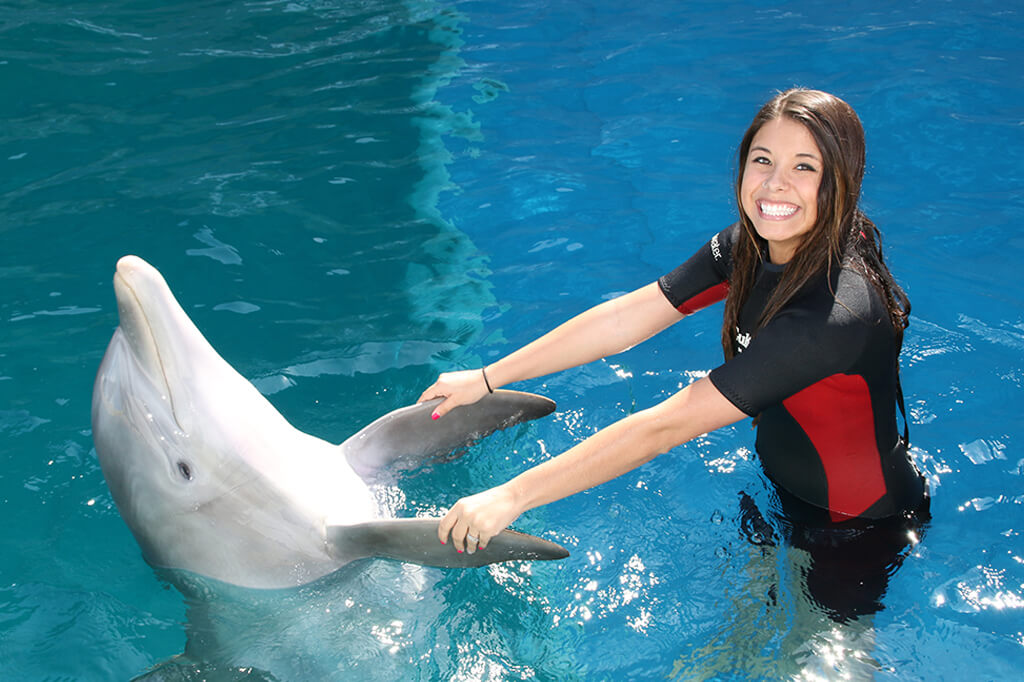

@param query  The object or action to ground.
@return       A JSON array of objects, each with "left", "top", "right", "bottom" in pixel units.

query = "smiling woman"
[{"left": 421, "top": 88, "right": 928, "bottom": 623}]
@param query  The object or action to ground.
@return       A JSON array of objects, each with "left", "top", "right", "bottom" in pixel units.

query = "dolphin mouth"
[{"left": 112, "top": 259, "right": 185, "bottom": 433}]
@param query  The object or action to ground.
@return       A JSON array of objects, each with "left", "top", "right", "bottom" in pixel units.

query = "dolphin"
[{"left": 91, "top": 255, "right": 567, "bottom": 591}]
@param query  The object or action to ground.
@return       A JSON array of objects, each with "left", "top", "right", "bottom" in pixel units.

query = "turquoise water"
[{"left": 2, "top": 0, "right": 1022, "bottom": 679}]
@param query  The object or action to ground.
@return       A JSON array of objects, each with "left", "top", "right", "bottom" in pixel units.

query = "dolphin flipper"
[
  {"left": 342, "top": 390, "right": 555, "bottom": 480},
  {"left": 326, "top": 518, "right": 569, "bottom": 567}
]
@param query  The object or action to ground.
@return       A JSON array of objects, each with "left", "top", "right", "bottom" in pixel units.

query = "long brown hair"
[{"left": 721, "top": 88, "right": 910, "bottom": 359}]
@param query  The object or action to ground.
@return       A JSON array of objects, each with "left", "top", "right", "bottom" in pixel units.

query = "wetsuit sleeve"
[
  {"left": 708, "top": 276, "right": 875, "bottom": 416},
  {"left": 657, "top": 223, "right": 738, "bottom": 315}
]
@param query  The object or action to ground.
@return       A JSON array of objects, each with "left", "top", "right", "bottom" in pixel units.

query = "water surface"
[{"left": 1, "top": 0, "right": 1022, "bottom": 679}]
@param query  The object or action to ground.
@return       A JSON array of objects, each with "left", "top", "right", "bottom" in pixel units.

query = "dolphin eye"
[{"left": 177, "top": 461, "right": 193, "bottom": 481}]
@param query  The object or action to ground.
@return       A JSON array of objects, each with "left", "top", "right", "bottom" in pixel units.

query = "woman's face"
[{"left": 740, "top": 117, "right": 823, "bottom": 264}]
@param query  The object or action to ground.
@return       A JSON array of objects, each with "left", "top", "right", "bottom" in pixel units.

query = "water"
[{"left": 2, "top": 0, "right": 1022, "bottom": 679}]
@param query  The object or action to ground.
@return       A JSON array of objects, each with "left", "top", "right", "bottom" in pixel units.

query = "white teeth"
[{"left": 760, "top": 202, "right": 797, "bottom": 217}]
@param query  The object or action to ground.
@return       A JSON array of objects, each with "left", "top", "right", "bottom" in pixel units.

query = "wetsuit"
[
  {"left": 659, "top": 223, "right": 929, "bottom": 621},
  {"left": 659, "top": 222, "right": 927, "bottom": 523}
]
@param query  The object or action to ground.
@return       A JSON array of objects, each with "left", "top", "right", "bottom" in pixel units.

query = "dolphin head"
[{"left": 92, "top": 256, "right": 374, "bottom": 588}]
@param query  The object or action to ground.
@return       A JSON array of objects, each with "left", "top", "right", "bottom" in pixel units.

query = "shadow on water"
[{"left": 0, "top": 0, "right": 494, "bottom": 371}]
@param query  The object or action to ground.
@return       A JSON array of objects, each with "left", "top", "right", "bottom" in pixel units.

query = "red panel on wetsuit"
[
  {"left": 782, "top": 374, "right": 886, "bottom": 521},
  {"left": 677, "top": 281, "right": 729, "bottom": 316}
]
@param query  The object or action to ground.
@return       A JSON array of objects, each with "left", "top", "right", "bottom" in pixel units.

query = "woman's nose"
[{"left": 762, "top": 169, "right": 788, "bottom": 190}]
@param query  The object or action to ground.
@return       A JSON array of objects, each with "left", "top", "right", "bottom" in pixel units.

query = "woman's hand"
[
  {"left": 417, "top": 368, "right": 492, "bottom": 420},
  {"left": 437, "top": 482, "right": 525, "bottom": 554}
]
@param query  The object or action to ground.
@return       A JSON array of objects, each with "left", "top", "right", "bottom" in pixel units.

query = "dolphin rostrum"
[{"left": 91, "top": 255, "right": 567, "bottom": 590}]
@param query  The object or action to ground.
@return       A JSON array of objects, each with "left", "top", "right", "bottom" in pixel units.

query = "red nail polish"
[{"left": 432, "top": 413, "right": 439, "bottom": 421}]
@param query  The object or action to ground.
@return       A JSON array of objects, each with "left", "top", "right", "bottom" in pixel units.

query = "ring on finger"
[{"left": 466, "top": 533, "right": 479, "bottom": 543}]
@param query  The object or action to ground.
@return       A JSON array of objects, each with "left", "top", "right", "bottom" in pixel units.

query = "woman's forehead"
[{"left": 749, "top": 118, "right": 822, "bottom": 158}]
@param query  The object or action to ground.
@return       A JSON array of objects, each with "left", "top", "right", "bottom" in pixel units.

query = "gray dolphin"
[{"left": 91, "top": 255, "right": 567, "bottom": 590}]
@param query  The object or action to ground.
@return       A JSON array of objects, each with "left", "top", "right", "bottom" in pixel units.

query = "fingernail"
[
  {"left": 457, "top": 549, "right": 463, "bottom": 554},
  {"left": 431, "top": 412, "right": 439, "bottom": 421}
]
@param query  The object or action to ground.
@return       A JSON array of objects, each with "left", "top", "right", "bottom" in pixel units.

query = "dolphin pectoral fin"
[
  {"left": 326, "top": 518, "right": 569, "bottom": 568},
  {"left": 342, "top": 390, "right": 555, "bottom": 480}
]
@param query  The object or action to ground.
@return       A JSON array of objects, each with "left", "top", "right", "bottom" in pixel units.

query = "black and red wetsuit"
[{"left": 658, "top": 223, "right": 927, "bottom": 524}]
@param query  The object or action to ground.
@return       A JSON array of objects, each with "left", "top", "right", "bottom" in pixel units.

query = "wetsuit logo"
[
  {"left": 735, "top": 328, "right": 751, "bottom": 352},
  {"left": 710, "top": 233, "right": 722, "bottom": 261}
]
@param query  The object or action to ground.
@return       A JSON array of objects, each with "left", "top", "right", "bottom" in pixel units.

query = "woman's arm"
[
  {"left": 419, "top": 282, "right": 682, "bottom": 418},
  {"left": 437, "top": 375, "right": 748, "bottom": 552}
]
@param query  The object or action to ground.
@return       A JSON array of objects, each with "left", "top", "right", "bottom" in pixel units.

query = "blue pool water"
[{"left": 2, "top": 0, "right": 1022, "bottom": 678}]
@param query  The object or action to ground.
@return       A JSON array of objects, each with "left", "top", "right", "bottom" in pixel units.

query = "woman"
[{"left": 419, "top": 89, "right": 929, "bottom": 619}]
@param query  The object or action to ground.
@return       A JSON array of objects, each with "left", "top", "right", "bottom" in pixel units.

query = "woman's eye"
[
  {"left": 751, "top": 156, "right": 771, "bottom": 165},
  {"left": 797, "top": 163, "right": 818, "bottom": 172}
]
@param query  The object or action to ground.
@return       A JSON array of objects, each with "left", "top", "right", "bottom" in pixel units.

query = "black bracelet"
[{"left": 481, "top": 366, "right": 494, "bottom": 393}]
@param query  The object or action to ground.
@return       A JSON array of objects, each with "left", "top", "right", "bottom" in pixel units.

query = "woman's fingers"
[
  {"left": 439, "top": 503, "right": 473, "bottom": 553},
  {"left": 417, "top": 375, "right": 449, "bottom": 404},
  {"left": 437, "top": 505, "right": 458, "bottom": 545},
  {"left": 417, "top": 382, "right": 462, "bottom": 420},
  {"left": 417, "top": 385, "right": 439, "bottom": 404},
  {"left": 437, "top": 486, "right": 520, "bottom": 554},
  {"left": 430, "top": 396, "right": 460, "bottom": 420},
  {"left": 418, "top": 370, "right": 491, "bottom": 419},
  {"left": 464, "top": 530, "right": 480, "bottom": 554}
]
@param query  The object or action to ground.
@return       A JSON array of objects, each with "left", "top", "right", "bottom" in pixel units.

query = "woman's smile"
[{"left": 756, "top": 200, "right": 800, "bottom": 219}]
